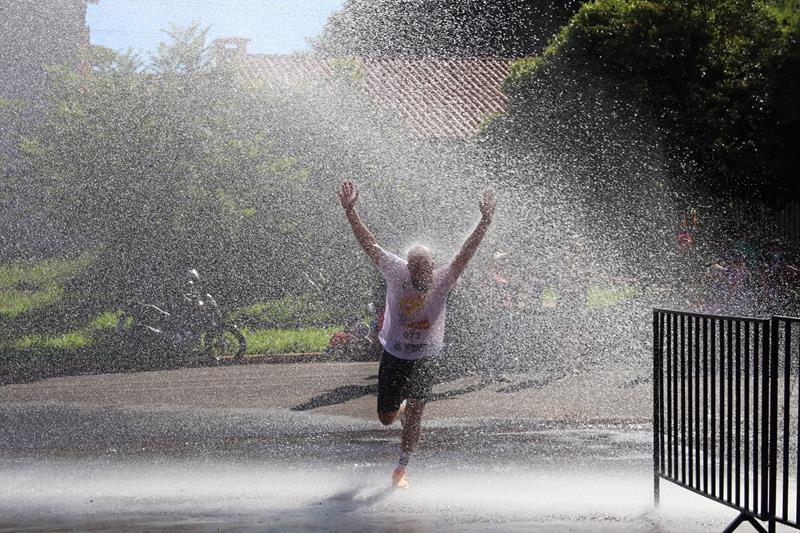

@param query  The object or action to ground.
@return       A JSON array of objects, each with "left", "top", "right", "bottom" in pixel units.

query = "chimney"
[{"left": 212, "top": 37, "right": 251, "bottom": 65}]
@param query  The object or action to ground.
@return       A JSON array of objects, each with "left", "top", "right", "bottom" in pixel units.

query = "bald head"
[
  {"left": 407, "top": 245, "right": 432, "bottom": 262},
  {"left": 407, "top": 245, "right": 434, "bottom": 291}
]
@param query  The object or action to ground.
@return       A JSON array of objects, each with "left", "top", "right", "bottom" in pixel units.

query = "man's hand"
[
  {"left": 480, "top": 190, "right": 497, "bottom": 222},
  {"left": 450, "top": 190, "right": 496, "bottom": 280},
  {"left": 338, "top": 180, "right": 359, "bottom": 212},
  {"left": 339, "top": 179, "right": 381, "bottom": 264}
]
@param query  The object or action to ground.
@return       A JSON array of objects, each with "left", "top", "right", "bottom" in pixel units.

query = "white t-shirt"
[{"left": 375, "top": 247, "right": 458, "bottom": 360}]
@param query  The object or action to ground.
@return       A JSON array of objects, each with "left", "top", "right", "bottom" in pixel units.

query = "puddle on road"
[{"left": 0, "top": 460, "right": 739, "bottom": 532}]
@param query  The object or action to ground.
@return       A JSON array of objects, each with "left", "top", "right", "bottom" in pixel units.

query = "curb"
[{"left": 220, "top": 353, "right": 378, "bottom": 365}]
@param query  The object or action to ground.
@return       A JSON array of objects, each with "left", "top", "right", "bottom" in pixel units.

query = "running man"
[{"left": 338, "top": 180, "right": 496, "bottom": 488}]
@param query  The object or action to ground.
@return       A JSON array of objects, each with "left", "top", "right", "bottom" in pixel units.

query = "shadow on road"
[
  {"left": 428, "top": 378, "right": 493, "bottom": 402},
  {"left": 291, "top": 371, "right": 499, "bottom": 411},
  {"left": 496, "top": 372, "right": 566, "bottom": 394},
  {"left": 324, "top": 485, "right": 395, "bottom": 512},
  {"left": 291, "top": 384, "right": 378, "bottom": 411}
]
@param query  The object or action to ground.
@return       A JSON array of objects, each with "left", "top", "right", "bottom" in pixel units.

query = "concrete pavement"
[
  {"left": 3, "top": 361, "right": 738, "bottom": 533},
  {"left": 0, "top": 361, "right": 652, "bottom": 422}
]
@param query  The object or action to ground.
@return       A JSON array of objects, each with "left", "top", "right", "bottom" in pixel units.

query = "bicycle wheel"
[{"left": 205, "top": 325, "right": 247, "bottom": 363}]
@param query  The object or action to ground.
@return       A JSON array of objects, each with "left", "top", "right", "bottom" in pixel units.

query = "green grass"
[
  {"left": 542, "top": 287, "right": 559, "bottom": 307},
  {"left": 241, "top": 326, "right": 341, "bottom": 355},
  {"left": 586, "top": 285, "right": 640, "bottom": 309},
  {"left": 0, "top": 255, "right": 92, "bottom": 318},
  {"left": 0, "top": 286, "right": 65, "bottom": 318},
  {"left": 232, "top": 295, "right": 335, "bottom": 328},
  {"left": 3, "top": 310, "right": 338, "bottom": 356},
  {"left": 0, "top": 255, "right": 91, "bottom": 289},
  {"left": 540, "top": 285, "right": 640, "bottom": 308},
  {"left": 4, "top": 310, "right": 120, "bottom": 351},
  {"left": 13, "top": 331, "right": 91, "bottom": 350},
  {"left": 89, "top": 310, "right": 121, "bottom": 330},
  {"left": 0, "top": 260, "right": 338, "bottom": 359}
]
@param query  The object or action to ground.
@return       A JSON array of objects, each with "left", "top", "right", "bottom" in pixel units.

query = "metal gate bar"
[{"left": 653, "top": 309, "right": 773, "bottom": 532}]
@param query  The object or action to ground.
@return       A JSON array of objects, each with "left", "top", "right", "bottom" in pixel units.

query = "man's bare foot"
[{"left": 392, "top": 467, "right": 409, "bottom": 489}]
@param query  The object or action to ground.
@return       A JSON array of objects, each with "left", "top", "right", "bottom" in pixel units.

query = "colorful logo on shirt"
[
  {"left": 402, "top": 319, "right": 431, "bottom": 330},
  {"left": 399, "top": 295, "right": 426, "bottom": 318}
]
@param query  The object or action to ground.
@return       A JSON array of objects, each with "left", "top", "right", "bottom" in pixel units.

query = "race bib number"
[{"left": 392, "top": 341, "right": 427, "bottom": 354}]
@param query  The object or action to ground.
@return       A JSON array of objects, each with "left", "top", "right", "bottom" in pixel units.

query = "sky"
[{"left": 87, "top": 0, "right": 344, "bottom": 57}]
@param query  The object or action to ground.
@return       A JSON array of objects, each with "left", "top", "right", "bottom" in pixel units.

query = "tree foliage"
[
  {"left": 20, "top": 24, "right": 323, "bottom": 307},
  {"left": 13, "top": 22, "right": 461, "bottom": 319},
  {"left": 493, "top": 0, "right": 800, "bottom": 200},
  {"left": 314, "top": 0, "right": 582, "bottom": 58}
]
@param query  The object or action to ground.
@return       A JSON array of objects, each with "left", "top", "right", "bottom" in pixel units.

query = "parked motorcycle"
[{"left": 116, "top": 269, "right": 246, "bottom": 364}]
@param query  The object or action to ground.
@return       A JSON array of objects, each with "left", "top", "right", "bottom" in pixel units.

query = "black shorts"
[{"left": 377, "top": 349, "right": 437, "bottom": 413}]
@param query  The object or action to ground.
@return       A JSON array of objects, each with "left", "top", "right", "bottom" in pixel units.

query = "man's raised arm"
[
  {"left": 338, "top": 180, "right": 381, "bottom": 265},
  {"left": 450, "top": 190, "right": 497, "bottom": 280}
]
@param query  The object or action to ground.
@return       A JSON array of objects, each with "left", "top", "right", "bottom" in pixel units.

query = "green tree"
[
  {"left": 21, "top": 24, "right": 312, "bottom": 306},
  {"left": 314, "top": 0, "right": 582, "bottom": 58},
  {"left": 491, "top": 0, "right": 800, "bottom": 199}
]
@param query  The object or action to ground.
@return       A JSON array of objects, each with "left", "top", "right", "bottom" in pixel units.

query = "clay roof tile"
[{"left": 238, "top": 55, "right": 510, "bottom": 140}]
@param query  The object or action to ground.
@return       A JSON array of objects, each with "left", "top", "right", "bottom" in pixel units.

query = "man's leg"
[
  {"left": 397, "top": 355, "right": 436, "bottom": 469},
  {"left": 377, "top": 350, "right": 407, "bottom": 425},
  {"left": 378, "top": 399, "right": 406, "bottom": 426},
  {"left": 399, "top": 399, "right": 424, "bottom": 462},
  {"left": 378, "top": 354, "right": 432, "bottom": 487},
  {"left": 378, "top": 411, "right": 397, "bottom": 425},
  {"left": 392, "top": 399, "right": 423, "bottom": 488}
]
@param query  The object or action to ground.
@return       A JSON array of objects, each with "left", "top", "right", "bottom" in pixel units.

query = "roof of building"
[{"left": 238, "top": 55, "right": 511, "bottom": 140}]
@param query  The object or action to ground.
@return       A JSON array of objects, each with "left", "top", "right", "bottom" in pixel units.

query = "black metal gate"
[
  {"left": 653, "top": 309, "right": 800, "bottom": 533},
  {"left": 769, "top": 316, "right": 800, "bottom": 530}
]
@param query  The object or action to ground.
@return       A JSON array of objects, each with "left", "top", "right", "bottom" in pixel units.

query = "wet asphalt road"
[{"left": 0, "top": 362, "right": 747, "bottom": 531}]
